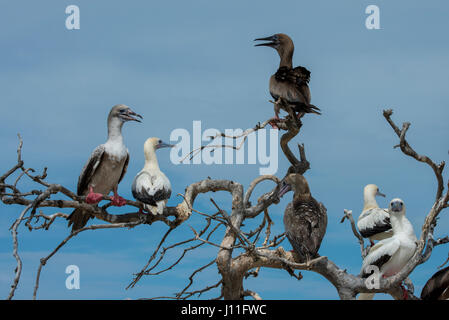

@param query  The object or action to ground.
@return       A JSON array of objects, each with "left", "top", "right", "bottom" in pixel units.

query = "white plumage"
[
  {"left": 357, "top": 184, "right": 393, "bottom": 244},
  {"left": 358, "top": 198, "right": 417, "bottom": 300},
  {"left": 132, "top": 137, "right": 173, "bottom": 215}
]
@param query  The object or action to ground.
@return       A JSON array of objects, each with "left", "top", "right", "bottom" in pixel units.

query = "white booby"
[
  {"left": 132, "top": 137, "right": 174, "bottom": 215},
  {"left": 421, "top": 266, "right": 449, "bottom": 300},
  {"left": 357, "top": 184, "right": 393, "bottom": 245},
  {"left": 254, "top": 33, "right": 321, "bottom": 123},
  {"left": 67, "top": 104, "right": 142, "bottom": 232},
  {"left": 358, "top": 198, "right": 417, "bottom": 300},
  {"left": 278, "top": 174, "right": 327, "bottom": 262}
]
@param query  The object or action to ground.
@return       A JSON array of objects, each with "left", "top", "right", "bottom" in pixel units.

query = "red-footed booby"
[
  {"left": 357, "top": 184, "right": 392, "bottom": 245},
  {"left": 254, "top": 33, "right": 321, "bottom": 124},
  {"left": 67, "top": 104, "right": 142, "bottom": 232},
  {"left": 278, "top": 174, "right": 327, "bottom": 262},
  {"left": 358, "top": 198, "right": 417, "bottom": 300},
  {"left": 421, "top": 266, "right": 449, "bottom": 300},
  {"left": 132, "top": 137, "right": 174, "bottom": 215}
]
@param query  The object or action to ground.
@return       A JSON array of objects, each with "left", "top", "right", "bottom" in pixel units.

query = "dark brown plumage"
[
  {"left": 255, "top": 33, "right": 321, "bottom": 118},
  {"left": 421, "top": 266, "right": 449, "bottom": 300},
  {"left": 278, "top": 174, "right": 327, "bottom": 262}
]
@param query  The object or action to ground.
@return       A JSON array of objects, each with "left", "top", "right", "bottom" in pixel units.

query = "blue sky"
[{"left": 1, "top": 0, "right": 448, "bottom": 299}]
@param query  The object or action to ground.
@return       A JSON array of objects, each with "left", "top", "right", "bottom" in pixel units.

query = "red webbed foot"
[
  {"left": 86, "top": 187, "right": 104, "bottom": 204},
  {"left": 268, "top": 118, "right": 280, "bottom": 130},
  {"left": 400, "top": 283, "right": 409, "bottom": 300},
  {"left": 110, "top": 193, "right": 127, "bottom": 207}
]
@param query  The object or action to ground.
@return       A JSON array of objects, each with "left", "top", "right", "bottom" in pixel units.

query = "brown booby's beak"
[
  {"left": 121, "top": 108, "right": 143, "bottom": 122},
  {"left": 254, "top": 35, "right": 279, "bottom": 48},
  {"left": 277, "top": 178, "right": 292, "bottom": 198}
]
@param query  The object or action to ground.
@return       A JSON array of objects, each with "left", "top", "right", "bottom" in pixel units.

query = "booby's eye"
[{"left": 158, "top": 139, "right": 162, "bottom": 144}]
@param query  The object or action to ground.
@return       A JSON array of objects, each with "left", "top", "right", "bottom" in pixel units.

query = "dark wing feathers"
[
  {"left": 292, "top": 66, "right": 311, "bottom": 85},
  {"left": 118, "top": 153, "right": 130, "bottom": 184},
  {"left": 421, "top": 266, "right": 449, "bottom": 300},
  {"left": 284, "top": 198, "right": 327, "bottom": 262},
  {"left": 132, "top": 172, "right": 171, "bottom": 206},
  {"left": 273, "top": 65, "right": 320, "bottom": 115},
  {"left": 77, "top": 145, "right": 105, "bottom": 196},
  {"left": 274, "top": 66, "right": 311, "bottom": 85},
  {"left": 361, "top": 254, "right": 392, "bottom": 278},
  {"left": 359, "top": 216, "right": 392, "bottom": 238}
]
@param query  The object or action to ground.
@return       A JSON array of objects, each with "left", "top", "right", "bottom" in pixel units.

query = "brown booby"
[
  {"left": 278, "top": 173, "right": 327, "bottom": 262},
  {"left": 67, "top": 104, "right": 142, "bottom": 231},
  {"left": 132, "top": 137, "right": 174, "bottom": 215},
  {"left": 254, "top": 33, "right": 321, "bottom": 121},
  {"left": 421, "top": 266, "right": 449, "bottom": 300},
  {"left": 358, "top": 198, "right": 417, "bottom": 300},
  {"left": 357, "top": 184, "right": 392, "bottom": 245}
]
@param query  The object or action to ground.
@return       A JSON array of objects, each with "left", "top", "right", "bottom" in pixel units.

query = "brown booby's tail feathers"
[
  {"left": 67, "top": 209, "right": 91, "bottom": 232},
  {"left": 308, "top": 104, "right": 321, "bottom": 115}
]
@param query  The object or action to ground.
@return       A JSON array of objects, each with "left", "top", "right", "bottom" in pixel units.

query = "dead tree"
[{"left": 1, "top": 104, "right": 448, "bottom": 300}]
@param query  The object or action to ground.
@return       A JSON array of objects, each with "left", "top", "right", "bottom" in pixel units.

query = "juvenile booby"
[
  {"left": 421, "top": 266, "right": 449, "bottom": 300},
  {"left": 67, "top": 104, "right": 142, "bottom": 232},
  {"left": 254, "top": 33, "right": 321, "bottom": 121},
  {"left": 358, "top": 198, "right": 417, "bottom": 300},
  {"left": 357, "top": 184, "right": 392, "bottom": 245},
  {"left": 132, "top": 137, "right": 174, "bottom": 215},
  {"left": 278, "top": 174, "right": 327, "bottom": 262}
]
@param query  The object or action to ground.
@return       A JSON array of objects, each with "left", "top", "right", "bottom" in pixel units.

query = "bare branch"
[
  {"left": 341, "top": 209, "right": 368, "bottom": 258},
  {"left": 33, "top": 221, "right": 141, "bottom": 299}
]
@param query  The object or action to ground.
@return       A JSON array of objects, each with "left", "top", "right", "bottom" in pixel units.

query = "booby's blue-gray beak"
[
  {"left": 376, "top": 189, "right": 386, "bottom": 198},
  {"left": 120, "top": 108, "right": 143, "bottom": 122},
  {"left": 390, "top": 199, "right": 404, "bottom": 212},
  {"left": 254, "top": 35, "right": 279, "bottom": 48},
  {"left": 156, "top": 140, "right": 175, "bottom": 149},
  {"left": 277, "top": 179, "right": 292, "bottom": 198}
]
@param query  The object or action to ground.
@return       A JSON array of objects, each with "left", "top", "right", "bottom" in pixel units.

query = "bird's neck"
[
  {"left": 107, "top": 117, "right": 124, "bottom": 143},
  {"left": 278, "top": 47, "right": 293, "bottom": 69},
  {"left": 363, "top": 194, "right": 378, "bottom": 210},
  {"left": 390, "top": 213, "right": 415, "bottom": 238},
  {"left": 144, "top": 148, "right": 160, "bottom": 171},
  {"left": 293, "top": 191, "right": 311, "bottom": 202}
]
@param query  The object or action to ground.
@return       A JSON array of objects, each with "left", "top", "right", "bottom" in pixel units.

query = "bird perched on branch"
[
  {"left": 358, "top": 198, "right": 417, "bottom": 300},
  {"left": 357, "top": 184, "right": 392, "bottom": 245},
  {"left": 254, "top": 33, "right": 321, "bottom": 123},
  {"left": 421, "top": 266, "right": 449, "bottom": 300},
  {"left": 132, "top": 137, "right": 174, "bottom": 215},
  {"left": 278, "top": 173, "right": 327, "bottom": 263},
  {"left": 67, "top": 104, "right": 142, "bottom": 232}
]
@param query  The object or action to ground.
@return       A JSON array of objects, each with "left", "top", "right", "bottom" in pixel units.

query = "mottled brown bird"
[
  {"left": 255, "top": 33, "right": 320, "bottom": 120},
  {"left": 421, "top": 266, "right": 449, "bottom": 300},
  {"left": 278, "top": 174, "right": 327, "bottom": 262}
]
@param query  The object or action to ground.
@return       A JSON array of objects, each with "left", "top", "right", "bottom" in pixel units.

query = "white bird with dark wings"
[
  {"left": 357, "top": 184, "right": 393, "bottom": 245},
  {"left": 132, "top": 137, "right": 174, "bottom": 215},
  {"left": 358, "top": 198, "right": 417, "bottom": 300},
  {"left": 67, "top": 104, "right": 142, "bottom": 232}
]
